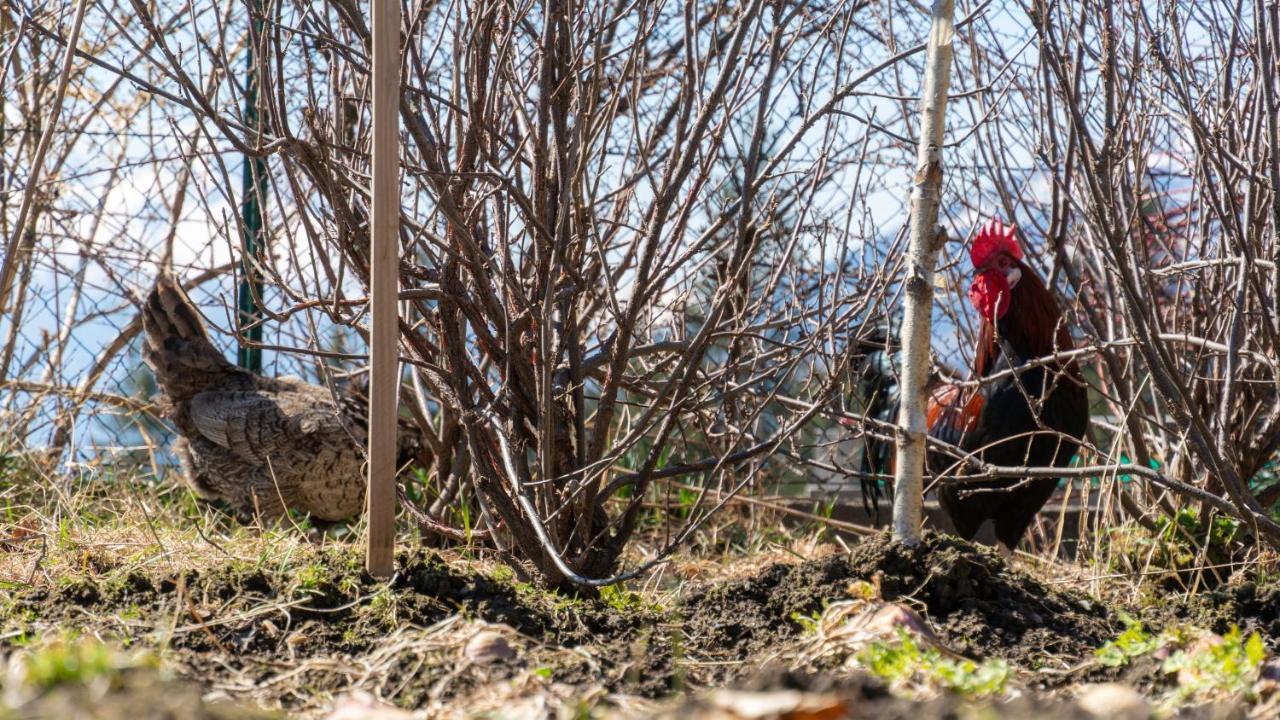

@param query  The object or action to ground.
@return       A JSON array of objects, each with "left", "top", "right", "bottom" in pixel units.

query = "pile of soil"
[
  {"left": 4, "top": 547, "right": 674, "bottom": 710},
  {"left": 681, "top": 532, "right": 1115, "bottom": 683},
  {"left": 1223, "top": 580, "right": 1280, "bottom": 641},
  {"left": 3, "top": 533, "right": 1127, "bottom": 714},
  {"left": 1148, "top": 578, "right": 1280, "bottom": 648}
]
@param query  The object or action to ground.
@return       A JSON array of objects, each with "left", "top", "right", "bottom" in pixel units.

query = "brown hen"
[{"left": 142, "top": 273, "right": 418, "bottom": 522}]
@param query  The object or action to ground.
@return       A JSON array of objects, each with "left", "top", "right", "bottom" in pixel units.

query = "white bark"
[{"left": 892, "top": 0, "right": 957, "bottom": 546}]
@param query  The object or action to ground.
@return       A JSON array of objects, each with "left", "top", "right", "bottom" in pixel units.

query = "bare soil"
[
  {"left": 1145, "top": 576, "right": 1280, "bottom": 646},
  {"left": 682, "top": 533, "right": 1114, "bottom": 684},
  {"left": 1, "top": 532, "right": 1265, "bottom": 718}
]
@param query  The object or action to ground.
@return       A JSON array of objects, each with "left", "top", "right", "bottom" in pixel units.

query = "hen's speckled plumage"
[{"left": 142, "top": 273, "right": 400, "bottom": 522}]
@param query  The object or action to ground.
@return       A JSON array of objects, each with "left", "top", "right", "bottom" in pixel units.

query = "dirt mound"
[
  {"left": 4, "top": 547, "right": 674, "bottom": 711},
  {"left": 1225, "top": 581, "right": 1280, "bottom": 642},
  {"left": 846, "top": 534, "right": 1113, "bottom": 669},
  {"left": 680, "top": 550, "right": 847, "bottom": 659},
  {"left": 1147, "top": 578, "right": 1280, "bottom": 650},
  {"left": 682, "top": 532, "right": 1114, "bottom": 682}
]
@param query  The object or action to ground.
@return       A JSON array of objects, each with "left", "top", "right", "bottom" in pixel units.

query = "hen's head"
[{"left": 967, "top": 218, "right": 1024, "bottom": 322}]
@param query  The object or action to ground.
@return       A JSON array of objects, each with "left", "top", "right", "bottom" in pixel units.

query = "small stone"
[
  {"left": 1076, "top": 683, "right": 1149, "bottom": 720},
  {"left": 706, "top": 689, "right": 848, "bottom": 719},
  {"left": 464, "top": 629, "right": 517, "bottom": 664}
]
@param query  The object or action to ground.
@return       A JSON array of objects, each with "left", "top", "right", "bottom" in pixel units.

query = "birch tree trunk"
[{"left": 892, "top": 0, "right": 957, "bottom": 546}]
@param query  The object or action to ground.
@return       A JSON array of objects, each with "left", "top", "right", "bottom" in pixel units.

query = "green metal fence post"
[{"left": 237, "top": 1, "right": 267, "bottom": 372}]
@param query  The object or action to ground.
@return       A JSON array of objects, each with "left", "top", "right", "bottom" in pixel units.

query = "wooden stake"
[
  {"left": 367, "top": 0, "right": 400, "bottom": 577},
  {"left": 892, "top": 0, "right": 956, "bottom": 546}
]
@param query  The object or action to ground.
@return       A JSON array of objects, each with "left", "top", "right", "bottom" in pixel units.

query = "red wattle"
[{"left": 969, "top": 271, "right": 1011, "bottom": 321}]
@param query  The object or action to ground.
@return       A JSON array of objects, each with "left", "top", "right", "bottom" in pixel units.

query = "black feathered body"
[
  {"left": 857, "top": 262, "right": 1089, "bottom": 548},
  {"left": 933, "top": 326, "right": 1088, "bottom": 548}
]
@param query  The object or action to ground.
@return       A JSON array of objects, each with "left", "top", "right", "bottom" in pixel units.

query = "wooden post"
[
  {"left": 892, "top": 0, "right": 956, "bottom": 546},
  {"left": 367, "top": 0, "right": 400, "bottom": 577}
]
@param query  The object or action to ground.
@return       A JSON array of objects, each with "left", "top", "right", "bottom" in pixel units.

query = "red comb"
[{"left": 969, "top": 218, "right": 1022, "bottom": 268}]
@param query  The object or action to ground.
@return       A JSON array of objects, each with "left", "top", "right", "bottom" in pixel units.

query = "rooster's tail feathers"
[{"left": 849, "top": 319, "right": 905, "bottom": 524}]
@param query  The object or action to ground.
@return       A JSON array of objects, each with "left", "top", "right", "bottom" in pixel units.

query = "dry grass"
[{"left": 4, "top": 455, "right": 1278, "bottom": 719}]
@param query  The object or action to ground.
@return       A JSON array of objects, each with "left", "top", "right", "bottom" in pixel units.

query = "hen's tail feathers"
[{"left": 142, "top": 273, "right": 238, "bottom": 403}]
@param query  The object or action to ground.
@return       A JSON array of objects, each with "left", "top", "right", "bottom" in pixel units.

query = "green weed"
[
  {"left": 858, "top": 629, "right": 1009, "bottom": 698},
  {"left": 599, "top": 584, "right": 664, "bottom": 614},
  {"left": 1095, "top": 613, "right": 1160, "bottom": 667},
  {"left": 1094, "top": 616, "right": 1269, "bottom": 707},
  {"left": 1162, "top": 626, "right": 1266, "bottom": 705},
  {"left": 18, "top": 634, "right": 157, "bottom": 691},
  {"left": 790, "top": 609, "right": 822, "bottom": 635},
  {"left": 489, "top": 564, "right": 516, "bottom": 584},
  {"left": 366, "top": 587, "right": 400, "bottom": 627},
  {"left": 295, "top": 562, "right": 326, "bottom": 591}
]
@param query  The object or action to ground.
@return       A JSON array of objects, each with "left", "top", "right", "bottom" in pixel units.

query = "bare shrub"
[
  {"left": 964, "top": 1, "right": 1280, "bottom": 556},
  {"left": 9, "top": 0, "right": 1279, "bottom": 588},
  {"left": 21, "top": 0, "right": 950, "bottom": 586}
]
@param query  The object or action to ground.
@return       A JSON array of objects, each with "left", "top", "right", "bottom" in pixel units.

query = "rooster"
[
  {"left": 857, "top": 219, "right": 1089, "bottom": 550},
  {"left": 142, "top": 273, "right": 423, "bottom": 522}
]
